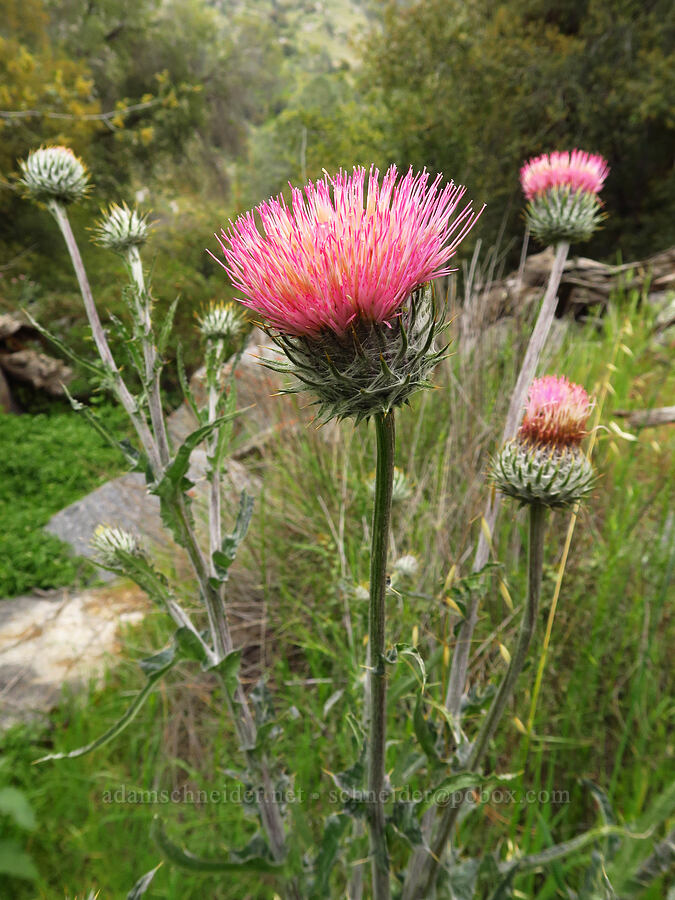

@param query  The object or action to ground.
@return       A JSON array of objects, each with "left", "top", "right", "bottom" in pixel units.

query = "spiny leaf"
[
  {"left": 209, "top": 647, "right": 242, "bottom": 694},
  {"left": 35, "top": 632, "right": 190, "bottom": 762},
  {"left": 64, "top": 386, "right": 143, "bottom": 470},
  {"left": 126, "top": 863, "right": 162, "bottom": 899},
  {"left": 213, "top": 491, "right": 255, "bottom": 578},
  {"left": 151, "top": 817, "right": 282, "bottom": 873},
  {"left": 23, "top": 311, "right": 105, "bottom": 378},
  {"left": 385, "top": 642, "right": 426, "bottom": 691},
  {"left": 157, "top": 297, "right": 179, "bottom": 358},
  {"left": 387, "top": 799, "right": 424, "bottom": 849},
  {"left": 311, "top": 814, "right": 349, "bottom": 898}
]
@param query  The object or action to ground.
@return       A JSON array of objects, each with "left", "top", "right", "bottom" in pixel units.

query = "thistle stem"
[
  {"left": 444, "top": 240, "right": 569, "bottom": 720},
  {"left": 127, "top": 245, "right": 171, "bottom": 467},
  {"left": 407, "top": 240, "right": 570, "bottom": 900},
  {"left": 49, "top": 199, "right": 291, "bottom": 881},
  {"left": 48, "top": 200, "right": 162, "bottom": 475},
  {"left": 367, "top": 411, "right": 395, "bottom": 900},
  {"left": 413, "top": 502, "right": 546, "bottom": 899},
  {"left": 523, "top": 317, "right": 624, "bottom": 751}
]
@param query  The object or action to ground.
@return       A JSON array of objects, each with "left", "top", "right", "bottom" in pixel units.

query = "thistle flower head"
[
  {"left": 91, "top": 524, "right": 141, "bottom": 566},
  {"left": 520, "top": 150, "right": 609, "bottom": 201},
  {"left": 93, "top": 203, "right": 150, "bottom": 251},
  {"left": 19, "top": 145, "right": 90, "bottom": 204},
  {"left": 212, "top": 165, "right": 482, "bottom": 421},
  {"left": 198, "top": 301, "right": 245, "bottom": 343},
  {"left": 490, "top": 374, "right": 595, "bottom": 508},
  {"left": 490, "top": 441, "right": 595, "bottom": 509},
  {"left": 213, "top": 165, "right": 482, "bottom": 337},
  {"left": 519, "top": 375, "right": 592, "bottom": 448},
  {"left": 520, "top": 149, "right": 609, "bottom": 245}
]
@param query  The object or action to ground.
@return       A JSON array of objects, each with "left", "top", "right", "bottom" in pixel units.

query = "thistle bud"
[
  {"left": 520, "top": 150, "right": 609, "bottom": 245},
  {"left": 491, "top": 441, "right": 595, "bottom": 509},
  {"left": 490, "top": 375, "right": 595, "bottom": 508},
  {"left": 93, "top": 203, "right": 150, "bottom": 251},
  {"left": 91, "top": 524, "right": 142, "bottom": 566},
  {"left": 369, "top": 466, "right": 412, "bottom": 502},
  {"left": 198, "top": 301, "right": 245, "bottom": 344},
  {"left": 393, "top": 554, "right": 419, "bottom": 577},
  {"left": 19, "top": 146, "right": 90, "bottom": 205}
]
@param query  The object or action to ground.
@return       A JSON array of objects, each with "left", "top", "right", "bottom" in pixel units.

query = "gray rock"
[
  {"left": 44, "top": 472, "right": 163, "bottom": 566},
  {"left": 0, "top": 584, "right": 146, "bottom": 729}
]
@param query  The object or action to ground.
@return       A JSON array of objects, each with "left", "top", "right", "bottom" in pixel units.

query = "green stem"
[
  {"left": 444, "top": 240, "right": 569, "bottom": 720},
  {"left": 367, "top": 412, "right": 396, "bottom": 900},
  {"left": 416, "top": 502, "right": 546, "bottom": 899}
]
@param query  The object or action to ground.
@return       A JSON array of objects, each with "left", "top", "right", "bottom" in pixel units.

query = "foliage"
[
  {"left": 0, "top": 0, "right": 282, "bottom": 383},
  {"left": 0, "top": 0, "right": 101, "bottom": 179},
  {"left": 0, "top": 286, "right": 672, "bottom": 897},
  {"left": 366, "top": 0, "right": 675, "bottom": 262},
  {"left": 0, "top": 402, "right": 127, "bottom": 597},
  {"left": 0, "top": 762, "right": 38, "bottom": 883}
]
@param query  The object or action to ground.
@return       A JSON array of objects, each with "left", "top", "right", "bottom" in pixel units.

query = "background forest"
[{"left": 2, "top": 0, "right": 674, "bottom": 350}]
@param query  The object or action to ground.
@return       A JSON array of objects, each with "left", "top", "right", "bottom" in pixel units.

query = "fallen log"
[{"left": 614, "top": 406, "right": 675, "bottom": 428}]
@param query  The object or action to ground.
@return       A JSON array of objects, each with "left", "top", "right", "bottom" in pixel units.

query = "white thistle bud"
[
  {"left": 392, "top": 467, "right": 413, "bottom": 501},
  {"left": 369, "top": 466, "right": 412, "bottom": 502},
  {"left": 91, "top": 524, "right": 141, "bottom": 565},
  {"left": 198, "top": 302, "right": 245, "bottom": 343},
  {"left": 19, "top": 146, "right": 89, "bottom": 205},
  {"left": 93, "top": 203, "right": 150, "bottom": 251},
  {"left": 352, "top": 583, "right": 370, "bottom": 602},
  {"left": 393, "top": 554, "right": 418, "bottom": 577}
]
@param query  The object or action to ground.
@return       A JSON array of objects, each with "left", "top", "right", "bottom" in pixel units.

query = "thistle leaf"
[{"left": 151, "top": 817, "right": 281, "bottom": 873}]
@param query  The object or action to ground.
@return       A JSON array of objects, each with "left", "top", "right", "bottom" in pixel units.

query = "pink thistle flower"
[
  {"left": 519, "top": 375, "right": 592, "bottom": 448},
  {"left": 520, "top": 150, "right": 609, "bottom": 201},
  {"left": 211, "top": 165, "right": 483, "bottom": 337}
]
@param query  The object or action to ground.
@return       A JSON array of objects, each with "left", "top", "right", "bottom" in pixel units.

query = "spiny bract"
[{"left": 491, "top": 441, "right": 595, "bottom": 509}]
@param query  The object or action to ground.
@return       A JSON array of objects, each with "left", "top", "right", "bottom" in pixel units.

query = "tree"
[{"left": 367, "top": 0, "right": 675, "bottom": 261}]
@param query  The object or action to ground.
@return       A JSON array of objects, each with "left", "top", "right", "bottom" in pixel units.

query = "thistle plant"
[
  {"left": 214, "top": 164, "right": 483, "bottom": 899},
  {"left": 90, "top": 524, "right": 143, "bottom": 566},
  {"left": 18, "top": 145, "right": 89, "bottom": 205},
  {"left": 408, "top": 149, "right": 610, "bottom": 893},
  {"left": 92, "top": 202, "right": 150, "bottom": 252},
  {"left": 444, "top": 149, "right": 609, "bottom": 728},
  {"left": 19, "top": 146, "right": 659, "bottom": 900},
  {"left": 408, "top": 375, "right": 596, "bottom": 899},
  {"left": 213, "top": 166, "right": 481, "bottom": 423},
  {"left": 19, "top": 145, "right": 293, "bottom": 889}
]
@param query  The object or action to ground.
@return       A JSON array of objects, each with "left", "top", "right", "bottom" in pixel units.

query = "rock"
[
  {"left": 0, "top": 349, "right": 71, "bottom": 395},
  {"left": 0, "top": 583, "right": 148, "bottom": 729},
  {"left": 44, "top": 457, "right": 260, "bottom": 571},
  {"left": 0, "top": 365, "right": 16, "bottom": 413},
  {"left": 44, "top": 472, "right": 164, "bottom": 573},
  {"left": 0, "top": 312, "right": 73, "bottom": 410}
]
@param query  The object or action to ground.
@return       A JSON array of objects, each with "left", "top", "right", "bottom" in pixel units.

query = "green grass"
[
  {"left": 0, "top": 401, "right": 128, "bottom": 597},
  {"left": 0, "top": 289, "right": 672, "bottom": 897}
]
